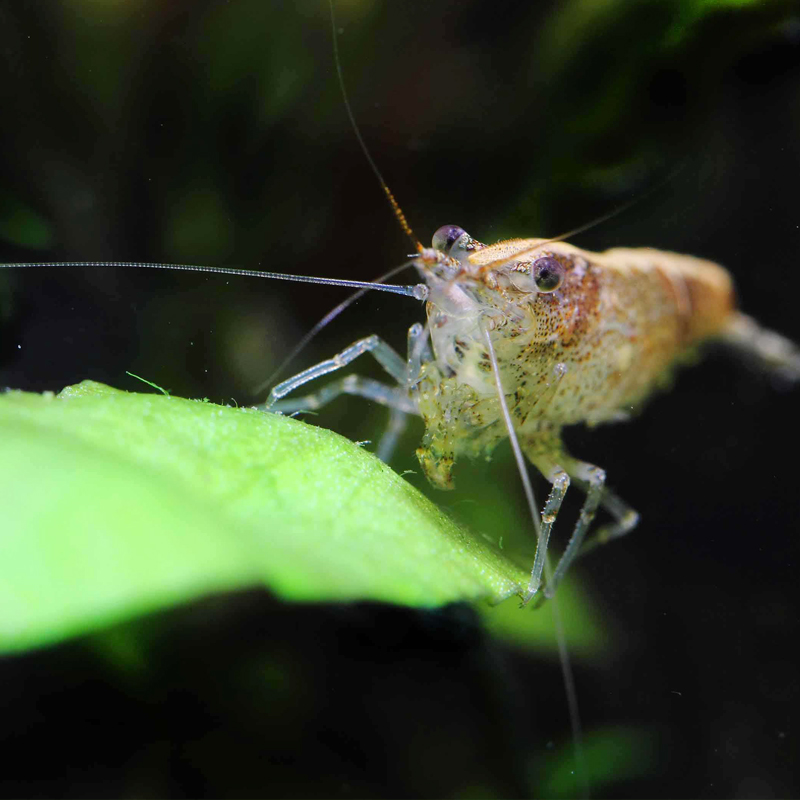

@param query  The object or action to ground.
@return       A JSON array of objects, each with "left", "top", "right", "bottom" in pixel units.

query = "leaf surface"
[{"left": 0, "top": 381, "right": 528, "bottom": 653}]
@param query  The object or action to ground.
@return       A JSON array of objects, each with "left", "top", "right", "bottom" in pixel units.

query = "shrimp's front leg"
[
  {"left": 261, "top": 330, "right": 425, "bottom": 462},
  {"left": 266, "top": 373, "right": 415, "bottom": 415},
  {"left": 265, "top": 334, "right": 408, "bottom": 407}
]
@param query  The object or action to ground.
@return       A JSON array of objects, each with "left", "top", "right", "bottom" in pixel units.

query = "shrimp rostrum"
[{"left": 266, "top": 224, "right": 799, "bottom": 604}]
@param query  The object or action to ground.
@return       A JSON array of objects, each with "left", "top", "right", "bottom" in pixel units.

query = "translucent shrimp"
[{"left": 266, "top": 225, "right": 800, "bottom": 602}]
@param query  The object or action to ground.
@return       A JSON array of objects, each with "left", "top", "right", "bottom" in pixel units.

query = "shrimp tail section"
[{"left": 719, "top": 312, "right": 800, "bottom": 383}]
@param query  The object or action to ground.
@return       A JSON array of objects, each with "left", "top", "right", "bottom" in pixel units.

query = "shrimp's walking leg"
[
  {"left": 542, "top": 460, "right": 607, "bottom": 598},
  {"left": 266, "top": 373, "right": 416, "bottom": 415},
  {"left": 523, "top": 463, "right": 570, "bottom": 603},
  {"left": 376, "top": 406, "right": 409, "bottom": 463},
  {"left": 536, "top": 459, "right": 639, "bottom": 598},
  {"left": 263, "top": 328, "right": 429, "bottom": 462},
  {"left": 578, "top": 488, "right": 639, "bottom": 556},
  {"left": 406, "top": 322, "right": 432, "bottom": 380},
  {"left": 375, "top": 324, "right": 430, "bottom": 462},
  {"left": 265, "top": 334, "right": 408, "bottom": 407},
  {"left": 523, "top": 435, "right": 618, "bottom": 600}
]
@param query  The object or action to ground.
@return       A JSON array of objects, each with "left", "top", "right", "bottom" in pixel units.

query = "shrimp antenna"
[
  {"left": 327, "top": 0, "right": 424, "bottom": 254},
  {"left": 482, "top": 324, "right": 589, "bottom": 798},
  {"left": 0, "top": 260, "right": 427, "bottom": 300},
  {"left": 486, "top": 160, "right": 689, "bottom": 271}
]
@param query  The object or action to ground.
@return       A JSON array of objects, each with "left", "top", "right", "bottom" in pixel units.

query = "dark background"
[{"left": 1, "top": 0, "right": 799, "bottom": 797}]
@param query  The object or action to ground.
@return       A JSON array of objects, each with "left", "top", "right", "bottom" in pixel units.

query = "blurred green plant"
[
  {"left": 536, "top": 725, "right": 658, "bottom": 798},
  {"left": 0, "top": 191, "right": 55, "bottom": 250},
  {"left": 480, "top": 574, "right": 611, "bottom": 661}
]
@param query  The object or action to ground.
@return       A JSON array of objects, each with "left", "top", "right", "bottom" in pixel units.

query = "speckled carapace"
[{"left": 413, "top": 232, "right": 736, "bottom": 492}]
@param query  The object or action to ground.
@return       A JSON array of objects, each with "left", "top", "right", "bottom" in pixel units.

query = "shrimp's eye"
[
  {"left": 432, "top": 225, "right": 469, "bottom": 255},
  {"left": 532, "top": 256, "right": 564, "bottom": 292}
]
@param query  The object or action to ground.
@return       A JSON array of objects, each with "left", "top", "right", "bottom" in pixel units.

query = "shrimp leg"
[
  {"left": 262, "top": 329, "right": 427, "bottom": 461},
  {"left": 265, "top": 334, "right": 409, "bottom": 406},
  {"left": 524, "top": 438, "right": 620, "bottom": 600},
  {"left": 542, "top": 460, "right": 607, "bottom": 598},
  {"left": 523, "top": 463, "right": 570, "bottom": 602},
  {"left": 373, "top": 323, "right": 432, "bottom": 462},
  {"left": 266, "top": 373, "right": 415, "bottom": 415},
  {"left": 535, "top": 459, "right": 639, "bottom": 599},
  {"left": 578, "top": 488, "right": 640, "bottom": 556}
]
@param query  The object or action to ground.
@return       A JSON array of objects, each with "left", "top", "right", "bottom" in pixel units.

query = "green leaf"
[{"left": 0, "top": 381, "right": 527, "bottom": 654}]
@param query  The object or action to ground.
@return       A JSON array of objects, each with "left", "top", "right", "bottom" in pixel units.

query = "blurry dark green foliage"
[{"left": 0, "top": 191, "right": 54, "bottom": 250}]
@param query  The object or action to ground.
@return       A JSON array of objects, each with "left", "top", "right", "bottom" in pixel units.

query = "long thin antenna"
[
  {"left": 482, "top": 161, "right": 689, "bottom": 273},
  {"left": 550, "top": 588, "right": 590, "bottom": 799},
  {"left": 327, "top": 0, "right": 423, "bottom": 253},
  {"left": 482, "top": 323, "right": 540, "bottom": 539},
  {"left": 0, "top": 261, "right": 425, "bottom": 299}
]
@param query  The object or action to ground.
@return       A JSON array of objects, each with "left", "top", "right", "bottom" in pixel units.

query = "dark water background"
[{"left": 1, "top": 0, "right": 799, "bottom": 797}]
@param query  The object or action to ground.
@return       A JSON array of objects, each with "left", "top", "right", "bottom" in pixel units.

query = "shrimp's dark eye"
[
  {"left": 532, "top": 256, "right": 564, "bottom": 292},
  {"left": 432, "top": 225, "right": 468, "bottom": 255}
]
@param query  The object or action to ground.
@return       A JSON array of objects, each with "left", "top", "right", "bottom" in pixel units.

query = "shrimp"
[{"left": 265, "top": 219, "right": 800, "bottom": 602}]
